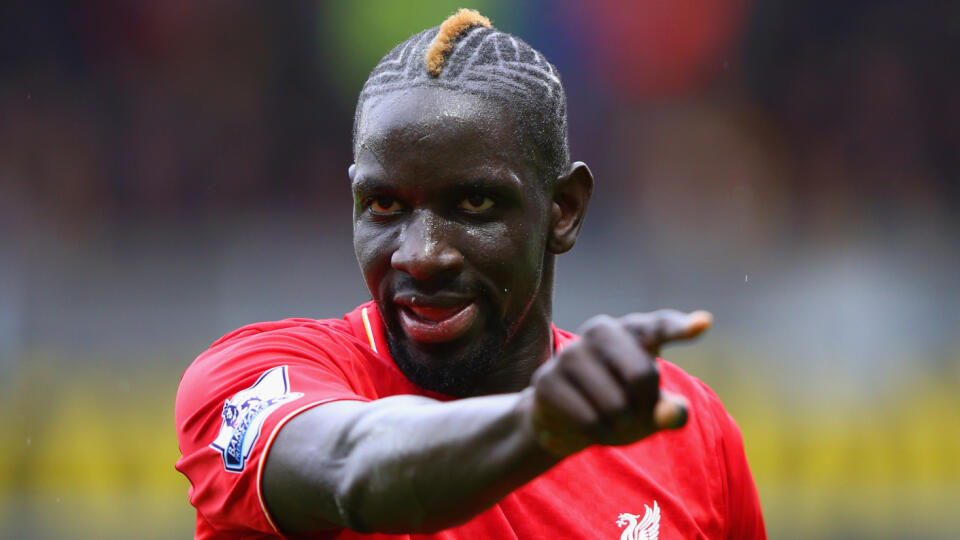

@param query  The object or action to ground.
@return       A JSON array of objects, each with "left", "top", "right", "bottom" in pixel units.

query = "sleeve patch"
[{"left": 210, "top": 366, "right": 304, "bottom": 472}]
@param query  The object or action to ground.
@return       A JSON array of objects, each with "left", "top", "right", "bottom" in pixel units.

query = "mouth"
[{"left": 395, "top": 297, "right": 479, "bottom": 344}]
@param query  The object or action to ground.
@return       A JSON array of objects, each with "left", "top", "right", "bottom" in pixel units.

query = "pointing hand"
[{"left": 527, "top": 310, "right": 713, "bottom": 456}]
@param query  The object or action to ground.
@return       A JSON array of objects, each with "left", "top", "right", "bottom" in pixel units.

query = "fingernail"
[
  {"left": 671, "top": 402, "right": 688, "bottom": 429},
  {"left": 687, "top": 311, "right": 713, "bottom": 335}
]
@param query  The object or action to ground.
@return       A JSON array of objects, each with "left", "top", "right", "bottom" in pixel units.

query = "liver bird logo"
[{"left": 616, "top": 501, "right": 660, "bottom": 540}]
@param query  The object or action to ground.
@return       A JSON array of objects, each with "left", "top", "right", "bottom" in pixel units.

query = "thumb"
[{"left": 653, "top": 392, "right": 689, "bottom": 431}]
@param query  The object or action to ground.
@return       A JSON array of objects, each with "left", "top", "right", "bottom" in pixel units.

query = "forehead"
[{"left": 354, "top": 87, "right": 534, "bottom": 182}]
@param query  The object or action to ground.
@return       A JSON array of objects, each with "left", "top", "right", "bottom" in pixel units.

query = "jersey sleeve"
[{"left": 175, "top": 323, "right": 374, "bottom": 536}]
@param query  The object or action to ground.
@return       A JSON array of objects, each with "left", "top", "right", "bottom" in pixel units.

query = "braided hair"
[{"left": 353, "top": 9, "right": 570, "bottom": 181}]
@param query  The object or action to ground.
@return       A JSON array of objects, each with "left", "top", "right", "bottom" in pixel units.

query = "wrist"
[{"left": 517, "top": 387, "right": 584, "bottom": 460}]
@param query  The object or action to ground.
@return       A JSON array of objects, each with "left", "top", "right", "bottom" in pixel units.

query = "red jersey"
[{"left": 176, "top": 302, "right": 765, "bottom": 539}]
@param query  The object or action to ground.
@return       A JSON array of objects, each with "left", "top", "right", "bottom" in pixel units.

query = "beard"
[{"left": 382, "top": 304, "right": 509, "bottom": 397}]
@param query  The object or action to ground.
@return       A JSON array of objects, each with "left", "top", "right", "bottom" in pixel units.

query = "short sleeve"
[{"left": 175, "top": 322, "right": 375, "bottom": 536}]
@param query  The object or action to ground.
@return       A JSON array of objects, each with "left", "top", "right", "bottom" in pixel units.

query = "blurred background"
[{"left": 1, "top": 1, "right": 957, "bottom": 538}]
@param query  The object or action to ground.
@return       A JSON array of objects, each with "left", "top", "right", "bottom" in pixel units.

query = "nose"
[{"left": 391, "top": 212, "right": 464, "bottom": 281}]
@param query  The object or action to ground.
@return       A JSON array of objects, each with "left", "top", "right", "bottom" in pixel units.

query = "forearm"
[
  {"left": 336, "top": 390, "right": 554, "bottom": 532},
  {"left": 264, "top": 389, "right": 558, "bottom": 534}
]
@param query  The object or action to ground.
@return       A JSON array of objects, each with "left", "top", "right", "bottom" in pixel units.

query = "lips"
[{"left": 397, "top": 300, "right": 479, "bottom": 344}]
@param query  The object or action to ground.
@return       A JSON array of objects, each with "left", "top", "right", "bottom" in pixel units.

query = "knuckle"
[
  {"left": 579, "top": 314, "right": 615, "bottom": 340},
  {"left": 654, "top": 308, "right": 685, "bottom": 334},
  {"left": 557, "top": 340, "right": 596, "bottom": 375},
  {"left": 620, "top": 363, "right": 652, "bottom": 386},
  {"left": 557, "top": 341, "right": 587, "bottom": 367},
  {"left": 653, "top": 315, "right": 671, "bottom": 340},
  {"left": 645, "top": 360, "right": 661, "bottom": 382},
  {"left": 621, "top": 312, "right": 649, "bottom": 333}
]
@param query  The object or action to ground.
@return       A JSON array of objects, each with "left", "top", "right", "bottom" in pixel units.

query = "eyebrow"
[
  {"left": 351, "top": 177, "right": 392, "bottom": 194},
  {"left": 464, "top": 170, "right": 524, "bottom": 189},
  {"left": 352, "top": 171, "right": 524, "bottom": 193}
]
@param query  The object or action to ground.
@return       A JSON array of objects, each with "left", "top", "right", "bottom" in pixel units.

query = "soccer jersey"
[{"left": 176, "top": 302, "right": 765, "bottom": 539}]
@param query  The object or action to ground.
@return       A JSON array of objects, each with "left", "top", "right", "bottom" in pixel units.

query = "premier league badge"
[{"left": 210, "top": 366, "right": 303, "bottom": 472}]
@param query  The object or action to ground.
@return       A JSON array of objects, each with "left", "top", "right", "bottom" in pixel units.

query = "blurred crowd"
[{"left": 2, "top": 2, "right": 957, "bottom": 232}]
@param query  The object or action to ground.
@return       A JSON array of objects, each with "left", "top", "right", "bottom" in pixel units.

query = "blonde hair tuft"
[{"left": 425, "top": 8, "right": 492, "bottom": 76}]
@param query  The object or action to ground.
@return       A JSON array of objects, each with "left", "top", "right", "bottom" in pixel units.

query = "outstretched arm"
[
  {"left": 262, "top": 309, "right": 711, "bottom": 535},
  {"left": 263, "top": 391, "right": 552, "bottom": 534}
]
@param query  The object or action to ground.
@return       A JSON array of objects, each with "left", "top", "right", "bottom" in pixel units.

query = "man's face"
[{"left": 351, "top": 87, "right": 554, "bottom": 395}]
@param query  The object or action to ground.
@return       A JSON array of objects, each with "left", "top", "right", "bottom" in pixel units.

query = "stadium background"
[{"left": 1, "top": 1, "right": 958, "bottom": 538}]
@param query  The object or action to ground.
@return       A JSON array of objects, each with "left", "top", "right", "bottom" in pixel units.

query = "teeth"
[
  {"left": 399, "top": 301, "right": 479, "bottom": 344},
  {"left": 408, "top": 305, "right": 462, "bottom": 322}
]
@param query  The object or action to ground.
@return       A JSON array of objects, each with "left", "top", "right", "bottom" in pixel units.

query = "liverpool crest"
[{"left": 616, "top": 501, "right": 660, "bottom": 540}]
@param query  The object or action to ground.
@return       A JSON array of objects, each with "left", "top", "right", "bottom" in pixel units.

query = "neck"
[{"left": 463, "top": 256, "right": 556, "bottom": 397}]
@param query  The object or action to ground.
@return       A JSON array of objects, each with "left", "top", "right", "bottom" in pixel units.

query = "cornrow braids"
[
  {"left": 353, "top": 9, "right": 570, "bottom": 182},
  {"left": 425, "top": 8, "right": 492, "bottom": 76}
]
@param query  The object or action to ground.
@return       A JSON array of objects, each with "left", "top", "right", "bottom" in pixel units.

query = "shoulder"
[
  {"left": 654, "top": 364, "right": 766, "bottom": 537},
  {"left": 174, "top": 314, "right": 376, "bottom": 535},
  {"left": 656, "top": 359, "right": 755, "bottom": 507},
  {"left": 175, "top": 314, "right": 375, "bottom": 418},
  {"left": 207, "top": 316, "right": 354, "bottom": 352},
  {"left": 189, "top": 316, "right": 362, "bottom": 374},
  {"left": 658, "top": 359, "right": 741, "bottom": 439},
  {"left": 658, "top": 360, "right": 721, "bottom": 409}
]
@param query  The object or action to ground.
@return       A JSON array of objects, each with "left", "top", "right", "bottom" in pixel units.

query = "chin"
[{"left": 383, "top": 315, "right": 508, "bottom": 397}]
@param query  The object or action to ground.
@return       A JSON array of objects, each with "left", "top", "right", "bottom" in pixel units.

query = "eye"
[
  {"left": 368, "top": 197, "right": 403, "bottom": 215},
  {"left": 459, "top": 194, "right": 495, "bottom": 212}
]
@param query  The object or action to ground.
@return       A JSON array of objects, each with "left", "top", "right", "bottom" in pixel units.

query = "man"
[{"left": 176, "top": 9, "right": 765, "bottom": 539}]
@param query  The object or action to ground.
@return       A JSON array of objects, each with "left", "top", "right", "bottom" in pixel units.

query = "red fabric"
[{"left": 176, "top": 302, "right": 765, "bottom": 539}]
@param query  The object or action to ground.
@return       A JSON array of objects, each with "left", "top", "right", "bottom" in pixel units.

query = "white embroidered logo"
[{"left": 616, "top": 501, "right": 660, "bottom": 540}]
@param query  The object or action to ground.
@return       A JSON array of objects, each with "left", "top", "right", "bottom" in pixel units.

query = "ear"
[
  {"left": 348, "top": 163, "right": 357, "bottom": 181},
  {"left": 548, "top": 161, "right": 594, "bottom": 254}
]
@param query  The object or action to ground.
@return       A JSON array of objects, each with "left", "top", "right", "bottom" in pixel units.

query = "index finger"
[{"left": 620, "top": 309, "right": 713, "bottom": 351}]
